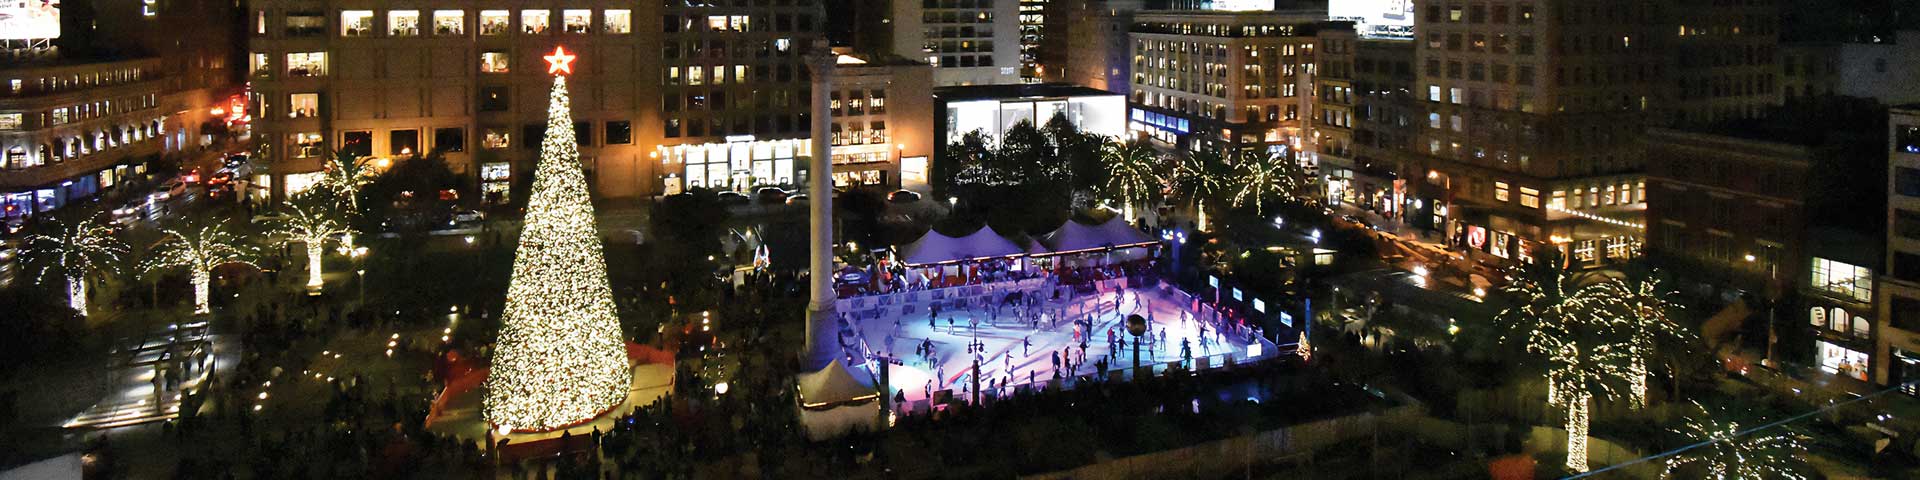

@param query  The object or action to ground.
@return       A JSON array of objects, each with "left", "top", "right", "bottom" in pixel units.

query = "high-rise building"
[
  {"left": 1662, "top": 0, "right": 1781, "bottom": 127},
  {"left": 1124, "top": 9, "right": 1330, "bottom": 157},
  {"left": 247, "top": 1, "right": 929, "bottom": 201},
  {"left": 1057, "top": 0, "right": 1140, "bottom": 94},
  {"left": 861, "top": 0, "right": 1022, "bottom": 86},
  {"left": 1877, "top": 107, "right": 1920, "bottom": 393},
  {"left": 0, "top": 0, "right": 241, "bottom": 223},
  {"left": 1308, "top": 25, "right": 1356, "bottom": 203},
  {"left": 1406, "top": 0, "right": 1659, "bottom": 268},
  {"left": 1337, "top": 38, "right": 1417, "bottom": 215}
]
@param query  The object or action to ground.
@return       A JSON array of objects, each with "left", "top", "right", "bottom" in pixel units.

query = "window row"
[
  {"left": 308, "top": 122, "right": 634, "bottom": 159},
  {"left": 1427, "top": 3, "right": 1535, "bottom": 25},
  {"left": 3, "top": 67, "right": 150, "bottom": 98},
  {"left": 663, "top": 114, "right": 809, "bottom": 138},
  {"left": 1, "top": 120, "right": 165, "bottom": 170}
]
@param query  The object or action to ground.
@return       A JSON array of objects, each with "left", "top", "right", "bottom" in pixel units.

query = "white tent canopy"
[
  {"left": 1039, "top": 217, "right": 1158, "bottom": 254},
  {"left": 896, "top": 225, "right": 1027, "bottom": 266},
  {"left": 795, "top": 360, "right": 882, "bottom": 440},
  {"left": 796, "top": 359, "right": 878, "bottom": 409}
]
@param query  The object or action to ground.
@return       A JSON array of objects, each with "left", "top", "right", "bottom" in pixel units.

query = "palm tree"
[
  {"left": 1229, "top": 151, "right": 1311, "bottom": 216},
  {"left": 320, "top": 149, "right": 377, "bottom": 210},
  {"left": 273, "top": 200, "right": 351, "bottom": 291},
  {"left": 23, "top": 215, "right": 126, "bottom": 316},
  {"left": 1169, "top": 150, "right": 1231, "bottom": 231},
  {"left": 1595, "top": 272, "right": 1691, "bottom": 408},
  {"left": 1495, "top": 252, "right": 1633, "bottom": 473},
  {"left": 1664, "top": 401, "right": 1809, "bottom": 479},
  {"left": 1102, "top": 139, "right": 1164, "bottom": 220},
  {"left": 146, "top": 223, "right": 260, "bottom": 315}
]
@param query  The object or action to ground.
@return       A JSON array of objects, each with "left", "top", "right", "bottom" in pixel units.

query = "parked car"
[
  {"left": 715, "top": 191, "right": 751, "bottom": 206},
  {"left": 755, "top": 187, "right": 791, "bottom": 204},
  {"left": 155, "top": 178, "right": 188, "bottom": 199},
  {"left": 452, "top": 209, "right": 485, "bottom": 223},
  {"left": 888, "top": 190, "right": 922, "bottom": 203}
]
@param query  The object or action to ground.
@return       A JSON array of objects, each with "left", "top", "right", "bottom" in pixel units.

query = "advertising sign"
[
  {"left": 0, "top": 0, "right": 60, "bottom": 40},
  {"left": 1330, "top": 0, "right": 1414, "bottom": 40},
  {"left": 1466, "top": 226, "right": 1487, "bottom": 250}
]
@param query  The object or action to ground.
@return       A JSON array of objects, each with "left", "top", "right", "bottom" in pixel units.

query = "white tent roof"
[
  {"left": 796, "top": 359, "right": 878, "bottom": 408},
  {"left": 897, "top": 225, "right": 1026, "bottom": 265},
  {"left": 1040, "top": 217, "right": 1158, "bottom": 254}
]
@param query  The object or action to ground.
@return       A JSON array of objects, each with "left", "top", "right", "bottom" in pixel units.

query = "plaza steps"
[{"left": 62, "top": 322, "right": 220, "bottom": 430}]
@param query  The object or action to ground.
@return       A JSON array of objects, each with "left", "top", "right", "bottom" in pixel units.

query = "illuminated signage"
[
  {"left": 1232, "top": 288, "right": 1243, "bottom": 301},
  {"left": 0, "top": 0, "right": 60, "bottom": 40},
  {"left": 1253, "top": 298, "right": 1266, "bottom": 313},
  {"left": 1209, "top": 276, "right": 1220, "bottom": 288},
  {"left": 1330, "top": 0, "right": 1415, "bottom": 40}
]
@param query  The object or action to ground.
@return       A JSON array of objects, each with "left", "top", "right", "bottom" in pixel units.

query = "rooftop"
[{"left": 932, "top": 83, "right": 1121, "bottom": 102}]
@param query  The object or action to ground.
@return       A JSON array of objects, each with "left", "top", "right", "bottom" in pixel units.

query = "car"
[
  {"left": 887, "top": 190, "right": 922, "bottom": 203},
  {"left": 785, "top": 194, "right": 809, "bottom": 205},
  {"left": 754, "top": 187, "right": 791, "bottom": 204},
  {"left": 452, "top": 209, "right": 485, "bottom": 223},
  {"left": 156, "top": 178, "right": 188, "bottom": 199},
  {"left": 715, "top": 191, "right": 751, "bottom": 206}
]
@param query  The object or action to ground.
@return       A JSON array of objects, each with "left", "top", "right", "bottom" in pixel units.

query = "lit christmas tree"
[{"left": 483, "top": 46, "right": 632, "bottom": 432}]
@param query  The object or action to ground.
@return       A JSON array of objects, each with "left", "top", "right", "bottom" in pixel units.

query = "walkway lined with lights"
[{"left": 63, "top": 321, "right": 234, "bottom": 429}]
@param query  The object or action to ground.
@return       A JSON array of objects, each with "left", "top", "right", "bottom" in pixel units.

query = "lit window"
[
  {"left": 481, "top": 52, "right": 510, "bottom": 73},
  {"left": 1519, "top": 188, "right": 1540, "bottom": 208},
  {"left": 285, "top": 52, "right": 327, "bottom": 77},
  {"left": 433, "top": 10, "right": 464, "bottom": 35},
  {"left": 288, "top": 93, "right": 319, "bottom": 118},
  {"left": 1494, "top": 181, "right": 1510, "bottom": 201},
  {"left": 522, "top": 10, "right": 550, "bottom": 34},
  {"left": 1811, "top": 257, "right": 1874, "bottom": 302},
  {"left": 250, "top": 53, "right": 270, "bottom": 77},
  {"left": 563, "top": 9, "right": 591, "bottom": 34},
  {"left": 341, "top": 10, "right": 374, "bottom": 37},
  {"left": 603, "top": 9, "right": 631, "bottom": 34},
  {"left": 293, "top": 132, "right": 324, "bottom": 158},
  {"left": 389, "top": 10, "right": 420, "bottom": 36},
  {"left": 480, "top": 10, "right": 510, "bottom": 35}
]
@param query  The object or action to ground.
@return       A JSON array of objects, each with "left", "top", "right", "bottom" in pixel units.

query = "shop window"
[
  {"left": 1817, "top": 340, "right": 1869, "bottom": 381},
  {"left": 341, "top": 10, "right": 374, "bottom": 37},
  {"left": 435, "top": 127, "right": 464, "bottom": 153}
]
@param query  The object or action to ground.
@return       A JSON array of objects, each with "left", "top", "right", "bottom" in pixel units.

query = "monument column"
[{"left": 803, "top": 40, "right": 838, "bottom": 369}]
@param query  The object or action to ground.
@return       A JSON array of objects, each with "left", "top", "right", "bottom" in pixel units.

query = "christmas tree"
[{"left": 483, "top": 47, "right": 631, "bottom": 432}]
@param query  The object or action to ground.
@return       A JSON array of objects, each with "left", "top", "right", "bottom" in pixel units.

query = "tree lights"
[
  {"left": 1495, "top": 253, "right": 1633, "bottom": 473},
  {"left": 1230, "top": 151, "right": 1312, "bottom": 216},
  {"left": 23, "top": 215, "right": 126, "bottom": 316},
  {"left": 273, "top": 200, "right": 351, "bottom": 291},
  {"left": 1102, "top": 140, "right": 1164, "bottom": 221},
  {"left": 1169, "top": 150, "right": 1230, "bottom": 232},
  {"left": 1593, "top": 273, "right": 1689, "bottom": 409},
  {"left": 482, "top": 58, "right": 631, "bottom": 433},
  {"left": 146, "top": 224, "right": 259, "bottom": 315},
  {"left": 1664, "top": 401, "right": 1810, "bottom": 479}
]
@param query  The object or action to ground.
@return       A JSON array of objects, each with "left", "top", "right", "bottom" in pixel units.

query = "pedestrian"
[{"left": 1023, "top": 335, "right": 1031, "bottom": 356}]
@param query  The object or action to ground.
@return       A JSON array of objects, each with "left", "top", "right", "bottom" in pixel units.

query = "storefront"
[
  {"left": 660, "top": 137, "right": 809, "bottom": 192},
  {"left": 1816, "top": 339, "right": 1871, "bottom": 382}
]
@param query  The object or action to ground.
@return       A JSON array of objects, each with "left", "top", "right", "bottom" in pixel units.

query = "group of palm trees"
[
  {"left": 1102, "top": 142, "right": 1315, "bottom": 227},
  {"left": 21, "top": 152, "right": 375, "bottom": 318},
  {"left": 1494, "top": 257, "right": 1807, "bottom": 477}
]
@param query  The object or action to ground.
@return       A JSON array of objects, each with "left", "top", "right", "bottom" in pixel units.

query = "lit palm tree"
[
  {"left": 273, "top": 200, "right": 351, "bottom": 291},
  {"left": 1229, "top": 151, "right": 1311, "bottom": 216},
  {"left": 146, "top": 223, "right": 260, "bottom": 315},
  {"left": 1169, "top": 149, "right": 1232, "bottom": 231},
  {"left": 1495, "top": 252, "right": 1632, "bottom": 473},
  {"left": 1102, "top": 139, "right": 1165, "bottom": 220},
  {"left": 320, "top": 149, "right": 377, "bottom": 210},
  {"left": 23, "top": 215, "right": 126, "bottom": 316},
  {"left": 1594, "top": 272, "right": 1691, "bottom": 408},
  {"left": 1663, "top": 401, "right": 1810, "bottom": 479}
]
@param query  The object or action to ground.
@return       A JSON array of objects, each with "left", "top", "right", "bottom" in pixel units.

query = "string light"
[
  {"left": 23, "top": 215, "right": 126, "bottom": 316},
  {"left": 1548, "top": 204, "right": 1644, "bottom": 230},
  {"left": 482, "top": 70, "right": 632, "bottom": 433},
  {"left": 1662, "top": 401, "right": 1809, "bottom": 479},
  {"left": 272, "top": 200, "right": 350, "bottom": 291},
  {"left": 1495, "top": 256, "right": 1637, "bottom": 473},
  {"left": 1231, "top": 151, "right": 1314, "bottom": 216},
  {"left": 146, "top": 224, "right": 259, "bottom": 315}
]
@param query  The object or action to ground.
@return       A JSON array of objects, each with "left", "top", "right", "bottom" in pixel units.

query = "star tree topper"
[{"left": 544, "top": 46, "right": 577, "bottom": 75}]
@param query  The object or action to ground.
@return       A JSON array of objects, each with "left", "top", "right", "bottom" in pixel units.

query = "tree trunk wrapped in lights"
[
  {"left": 1494, "top": 251, "right": 1634, "bottom": 473},
  {"left": 483, "top": 56, "right": 631, "bottom": 433},
  {"left": 146, "top": 224, "right": 258, "bottom": 315},
  {"left": 272, "top": 200, "right": 350, "bottom": 291},
  {"left": 24, "top": 216, "right": 126, "bottom": 317}
]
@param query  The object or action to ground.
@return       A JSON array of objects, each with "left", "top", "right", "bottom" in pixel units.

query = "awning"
[
  {"left": 1038, "top": 217, "right": 1158, "bottom": 255},
  {"left": 896, "top": 225, "right": 1026, "bottom": 266}
]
